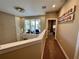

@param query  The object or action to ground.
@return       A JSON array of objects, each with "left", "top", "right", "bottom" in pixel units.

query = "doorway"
[{"left": 48, "top": 20, "right": 56, "bottom": 38}]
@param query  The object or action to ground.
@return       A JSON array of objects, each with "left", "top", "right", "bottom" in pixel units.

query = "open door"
[{"left": 47, "top": 18, "right": 57, "bottom": 39}]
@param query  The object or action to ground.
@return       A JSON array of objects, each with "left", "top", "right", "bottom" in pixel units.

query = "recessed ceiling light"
[{"left": 52, "top": 5, "right": 56, "bottom": 8}]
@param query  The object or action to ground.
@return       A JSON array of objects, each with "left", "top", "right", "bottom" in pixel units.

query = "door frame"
[
  {"left": 46, "top": 18, "right": 58, "bottom": 39},
  {"left": 74, "top": 31, "right": 79, "bottom": 59}
]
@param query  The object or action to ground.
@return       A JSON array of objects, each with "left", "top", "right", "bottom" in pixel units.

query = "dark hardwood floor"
[{"left": 43, "top": 33, "right": 66, "bottom": 59}]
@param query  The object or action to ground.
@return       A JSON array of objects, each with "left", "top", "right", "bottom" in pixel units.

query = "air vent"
[{"left": 42, "top": 6, "right": 46, "bottom": 9}]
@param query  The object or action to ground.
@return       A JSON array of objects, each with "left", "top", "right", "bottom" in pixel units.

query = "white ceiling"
[{"left": 0, "top": 0, "right": 66, "bottom": 16}]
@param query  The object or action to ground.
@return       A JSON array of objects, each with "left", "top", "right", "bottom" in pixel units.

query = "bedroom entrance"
[{"left": 47, "top": 19, "right": 57, "bottom": 39}]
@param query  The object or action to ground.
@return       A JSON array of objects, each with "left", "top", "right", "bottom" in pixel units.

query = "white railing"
[
  {"left": 0, "top": 29, "right": 48, "bottom": 58},
  {"left": 41, "top": 29, "right": 48, "bottom": 59}
]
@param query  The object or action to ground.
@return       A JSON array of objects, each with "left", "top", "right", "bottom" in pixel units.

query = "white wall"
[
  {"left": 57, "top": 0, "right": 79, "bottom": 59},
  {"left": 0, "top": 43, "right": 41, "bottom": 59},
  {"left": 15, "top": 17, "right": 21, "bottom": 41},
  {"left": 0, "top": 12, "right": 17, "bottom": 45}
]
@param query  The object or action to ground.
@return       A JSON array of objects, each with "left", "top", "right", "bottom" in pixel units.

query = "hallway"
[{"left": 43, "top": 34, "right": 66, "bottom": 59}]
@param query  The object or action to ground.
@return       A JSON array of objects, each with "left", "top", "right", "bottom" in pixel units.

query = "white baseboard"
[{"left": 56, "top": 39, "right": 69, "bottom": 59}]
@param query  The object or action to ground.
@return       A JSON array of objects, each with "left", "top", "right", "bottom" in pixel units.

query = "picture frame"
[{"left": 58, "top": 5, "right": 76, "bottom": 24}]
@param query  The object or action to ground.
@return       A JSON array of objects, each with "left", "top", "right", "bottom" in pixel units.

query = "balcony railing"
[{"left": 0, "top": 29, "right": 48, "bottom": 59}]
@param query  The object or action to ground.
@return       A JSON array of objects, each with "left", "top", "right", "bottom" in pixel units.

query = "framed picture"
[
  {"left": 67, "top": 14, "right": 74, "bottom": 21},
  {"left": 58, "top": 5, "right": 76, "bottom": 24},
  {"left": 67, "top": 5, "right": 76, "bottom": 15}
]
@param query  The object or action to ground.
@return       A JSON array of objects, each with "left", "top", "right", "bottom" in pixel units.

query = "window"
[
  {"left": 24, "top": 20, "right": 30, "bottom": 32},
  {"left": 24, "top": 19, "right": 41, "bottom": 34}
]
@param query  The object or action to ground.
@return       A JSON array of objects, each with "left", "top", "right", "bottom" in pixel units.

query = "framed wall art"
[{"left": 58, "top": 5, "right": 76, "bottom": 24}]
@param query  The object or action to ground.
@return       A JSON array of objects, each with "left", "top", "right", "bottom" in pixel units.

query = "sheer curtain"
[{"left": 24, "top": 19, "right": 41, "bottom": 34}]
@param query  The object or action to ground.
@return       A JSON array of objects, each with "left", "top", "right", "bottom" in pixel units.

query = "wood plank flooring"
[{"left": 43, "top": 34, "right": 66, "bottom": 59}]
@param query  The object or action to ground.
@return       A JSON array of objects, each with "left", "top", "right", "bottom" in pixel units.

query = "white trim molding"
[
  {"left": 41, "top": 29, "right": 48, "bottom": 59},
  {"left": 74, "top": 31, "right": 79, "bottom": 59},
  {"left": 0, "top": 29, "right": 46, "bottom": 54},
  {"left": 56, "top": 39, "right": 69, "bottom": 59},
  {"left": 46, "top": 18, "right": 58, "bottom": 39}
]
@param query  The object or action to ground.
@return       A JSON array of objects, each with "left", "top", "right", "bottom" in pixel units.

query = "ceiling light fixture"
[
  {"left": 14, "top": 6, "right": 25, "bottom": 13},
  {"left": 52, "top": 5, "right": 56, "bottom": 8}
]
